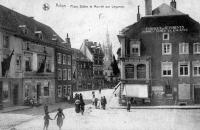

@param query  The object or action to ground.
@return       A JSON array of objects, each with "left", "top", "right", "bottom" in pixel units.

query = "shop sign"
[{"left": 142, "top": 26, "right": 188, "bottom": 33}]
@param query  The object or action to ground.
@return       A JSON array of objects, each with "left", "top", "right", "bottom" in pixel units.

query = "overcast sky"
[{"left": 0, "top": 0, "right": 200, "bottom": 55}]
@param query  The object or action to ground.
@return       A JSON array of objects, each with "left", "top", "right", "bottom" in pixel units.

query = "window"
[
  {"left": 125, "top": 64, "right": 134, "bottom": 79},
  {"left": 67, "top": 55, "right": 71, "bottom": 65},
  {"left": 63, "top": 69, "right": 67, "bottom": 80},
  {"left": 137, "top": 64, "right": 146, "bottom": 79},
  {"left": 44, "top": 82, "right": 50, "bottom": 96},
  {"left": 68, "top": 69, "right": 71, "bottom": 80},
  {"left": 162, "top": 62, "right": 173, "bottom": 77},
  {"left": 58, "top": 69, "right": 62, "bottom": 80},
  {"left": 67, "top": 85, "right": 72, "bottom": 96},
  {"left": 3, "top": 35, "right": 9, "bottom": 48},
  {"left": 57, "top": 85, "right": 62, "bottom": 98},
  {"left": 63, "top": 85, "right": 67, "bottom": 97},
  {"left": 63, "top": 54, "right": 66, "bottom": 64},
  {"left": 131, "top": 44, "right": 140, "bottom": 56},
  {"left": 163, "top": 33, "right": 169, "bottom": 40},
  {"left": 25, "top": 56, "right": 32, "bottom": 71},
  {"left": 179, "top": 62, "right": 190, "bottom": 76},
  {"left": 57, "top": 53, "right": 62, "bottom": 64},
  {"left": 16, "top": 55, "right": 22, "bottom": 70},
  {"left": 193, "top": 43, "right": 200, "bottom": 54},
  {"left": 193, "top": 62, "right": 200, "bottom": 76},
  {"left": 179, "top": 43, "right": 189, "bottom": 54},
  {"left": 46, "top": 60, "right": 51, "bottom": 72},
  {"left": 162, "top": 43, "right": 172, "bottom": 55}
]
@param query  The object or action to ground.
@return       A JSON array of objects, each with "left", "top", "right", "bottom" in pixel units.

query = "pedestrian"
[
  {"left": 127, "top": 99, "right": 131, "bottom": 112},
  {"left": 75, "top": 99, "right": 81, "bottom": 113},
  {"left": 44, "top": 104, "right": 48, "bottom": 114},
  {"left": 43, "top": 112, "right": 53, "bottom": 130},
  {"left": 92, "top": 95, "right": 95, "bottom": 105},
  {"left": 103, "top": 96, "right": 107, "bottom": 110},
  {"left": 80, "top": 99, "right": 85, "bottom": 115},
  {"left": 99, "top": 87, "right": 101, "bottom": 94},
  {"left": 74, "top": 93, "right": 79, "bottom": 100},
  {"left": 79, "top": 93, "right": 83, "bottom": 102},
  {"left": 54, "top": 108, "right": 65, "bottom": 130},
  {"left": 97, "top": 98, "right": 101, "bottom": 109},
  {"left": 100, "top": 97, "right": 104, "bottom": 109},
  {"left": 94, "top": 98, "right": 98, "bottom": 109}
]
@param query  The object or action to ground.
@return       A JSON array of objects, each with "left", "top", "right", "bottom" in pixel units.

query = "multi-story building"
[
  {"left": 80, "top": 40, "right": 104, "bottom": 90},
  {"left": 0, "top": 5, "right": 71, "bottom": 108},
  {"left": 117, "top": 0, "right": 200, "bottom": 105},
  {"left": 55, "top": 34, "right": 73, "bottom": 102},
  {"left": 72, "top": 48, "right": 93, "bottom": 91}
]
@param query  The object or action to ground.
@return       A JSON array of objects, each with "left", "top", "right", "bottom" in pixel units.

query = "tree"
[{"left": 111, "top": 55, "right": 120, "bottom": 76}]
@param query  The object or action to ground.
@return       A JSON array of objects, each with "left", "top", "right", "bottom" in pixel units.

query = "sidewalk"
[
  {"left": 0, "top": 101, "right": 74, "bottom": 114},
  {"left": 110, "top": 105, "right": 200, "bottom": 109},
  {"left": 108, "top": 95, "right": 200, "bottom": 109}
]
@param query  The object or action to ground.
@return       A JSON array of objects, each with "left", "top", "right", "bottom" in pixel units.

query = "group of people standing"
[
  {"left": 92, "top": 91, "right": 107, "bottom": 110},
  {"left": 43, "top": 105, "right": 65, "bottom": 130},
  {"left": 74, "top": 93, "right": 85, "bottom": 115}
]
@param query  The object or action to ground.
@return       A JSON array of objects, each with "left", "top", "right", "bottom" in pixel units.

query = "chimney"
[
  {"left": 170, "top": 0, "right": 176, "bottom": 9},
  {"left": 137, "top": 5, "right": 140, "bottom": 21},
  {"left": 65, "top": 33, "right": 71, "bottom": 48},
  {"left": 145, "top": 0, "right": 152, "bottom": 16}
]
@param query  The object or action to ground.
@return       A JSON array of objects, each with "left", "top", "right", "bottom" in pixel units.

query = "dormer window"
[
  {"left": 52, "top": 34, "right": 57, "bottom": 41},
  {"left": 35, "top": 31, "right": 43, "bottom": 40},
  {"left": 130, "top": 40, "right": 141, "bottom": 56},
  {"left": 19, "top": 25, "right": 28, "bottom": 34}
]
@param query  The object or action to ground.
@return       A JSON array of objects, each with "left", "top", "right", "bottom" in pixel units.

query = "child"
[
  {"left": 127, "top": 99, "right": 131, "bottom": 112},
  {"left": 43, "top": 112, "right": 53, "bottom": 130},
  {"left": 54, "top": 108, "right": 65, "bottom": 130}
]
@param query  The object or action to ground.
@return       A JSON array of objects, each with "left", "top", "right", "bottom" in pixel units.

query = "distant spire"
[
  {"left": 137, "top": 5, "right": 141, "bottom": 22},
  {"left": 170, "top": 0, "right": 176, "bottom": 9}
]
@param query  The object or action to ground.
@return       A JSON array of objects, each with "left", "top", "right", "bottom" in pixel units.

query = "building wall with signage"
[{"left": 119, "top": 14, "right": 200, "bottom": 105}]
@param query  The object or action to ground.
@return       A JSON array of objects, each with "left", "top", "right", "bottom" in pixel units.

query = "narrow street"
[{"left": 0, "top": 89, "right": 200, "bottom": 130}]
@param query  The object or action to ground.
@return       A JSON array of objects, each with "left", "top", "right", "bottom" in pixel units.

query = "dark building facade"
[
  {"left": 55, "top": 35, "right": 73, "bottom": 102},
  {"left": 72, "top": 48, "right": 93, "bottom": 91},
  {"left": 80, "top": 40, "right": 104, "bottom": 90},
  {"left": 118, "top": 0, "right": 200, "bottom": 105},
  {"left": 0, "top": 4, "right": 72, "bottom": 108}
]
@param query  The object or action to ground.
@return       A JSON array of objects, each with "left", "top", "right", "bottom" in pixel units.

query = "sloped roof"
[
  {"left": 122, "top": 15, "right": 200, "bottom": 39},
  {"left": 72, "top": 48, "right": 92, "bottom": 62},
  {"left": 152, "top": 3, "right": 184, "bottom": 16},
  {"left": 84, "top": 41, "right": 104, "bottom": 56},
  {"left": 0, "top": 4, "right": 64, "bottom": 44}
]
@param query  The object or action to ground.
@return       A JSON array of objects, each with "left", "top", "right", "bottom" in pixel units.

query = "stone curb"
[{"left": 109, "top": 106, "right": 200, "bottom": 109}]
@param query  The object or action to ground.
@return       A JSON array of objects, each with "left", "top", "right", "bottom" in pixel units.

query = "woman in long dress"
[{"left": 54, "top": 108, "right": 65, "bottom": 130}]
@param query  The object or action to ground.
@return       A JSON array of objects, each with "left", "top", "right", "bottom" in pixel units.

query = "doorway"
[
  {"left": 13, "top": 84, "right": 18, "bottom": 105},
  {"left": 194, "top": 85, "right": 200, "bottom": 104},
  {"left": 36, "top": 83, "right": 41, "bottom": 104}
]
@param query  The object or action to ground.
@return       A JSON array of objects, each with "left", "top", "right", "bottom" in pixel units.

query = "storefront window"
[
  {"left": 67, "top": 85, "right": 71, "bottom": 96},
  {"left": 2, "top": 82, "right": 9, "bottom": 103}
]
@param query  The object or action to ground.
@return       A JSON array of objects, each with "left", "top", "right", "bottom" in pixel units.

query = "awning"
[
  {"left": 122, "top": 84, "right": 148, "bottom": 98},
  {"left": 113, "top": 82, "right": 121, "bottom": 95}
]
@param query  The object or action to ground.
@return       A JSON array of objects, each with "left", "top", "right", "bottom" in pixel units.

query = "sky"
[{"left": 0, "top": 0, "right": 200, "bottom": 55}]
